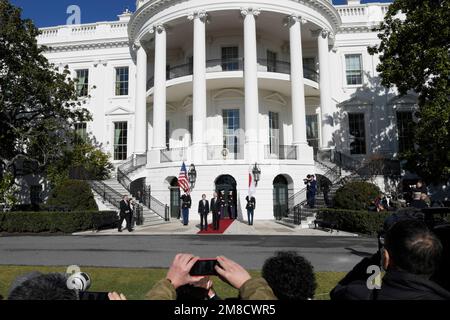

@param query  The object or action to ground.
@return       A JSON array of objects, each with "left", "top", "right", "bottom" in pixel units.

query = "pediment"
[
  {"left": 181, "top": 96, "right": 193, "bottom": 110},
  {"left": 105, "top": 106, "right": 134, "bottom": 116},
  {"left": 264, "top": 92, "right": 287, "bottom": 106},
  {"left": 213, "top": 88, "right": 245, "bottom": 101},
  {"left": 388, "top": 94, "right": 418, "bottom": 106},
  {"left": 339, "top": 95, "right": 373, "bottom": 107}
]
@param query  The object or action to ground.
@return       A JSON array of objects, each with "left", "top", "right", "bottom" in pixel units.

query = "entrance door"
[
  {"left": 215, "top": 175, "right": 237, "bottom": 218},
  {"left": 273, "top": 175, "right": 289, "bottom": 220},
  {"left": 169, "top": 178, "right": 180, "bottom": 219}
]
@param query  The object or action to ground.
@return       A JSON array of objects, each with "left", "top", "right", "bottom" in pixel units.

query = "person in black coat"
[
  {"left": 210, "top": 192, "right": 220, "bottom": 231},
  {"left": 245, "top": 196, "right": 256, "bottom": 226},
  {"left": 331, "top": 219, "right": 450, "bottom": 300},
  {"left": 198, "top": 194, "right": 210, "bottom": 231},
  {"left": 118, "top": 195, "right": 133, "bottom": 232},
  {"left": 180, "top": 193, "right": 192, "bottom": 226},
  {"left": 227, "top": 193, "right": 235, "bottom": 220}
]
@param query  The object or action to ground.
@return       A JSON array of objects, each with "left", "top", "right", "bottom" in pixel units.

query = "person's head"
[
  {"left": 202, "top": 194, "right": 206, "bottom": 200},
  {"left": 416, "top": 181, "right": 423, "bottom": 188},
  {"left": 262, "top": 251, "right": 316, "bottom": 300},
  {"left": 420, "top": 193, "right": 428, "bottom": 201},
  {"left": 8, "top": 273, "right": 78, "bottom": 300},
  {"left": 213, "top": 191, "right": 218, "bottom": 198},
  {"left": 311, "top": 175, "right": 315, "bottom": 180},
  {"left": 123, "top": 195, "right": 128, "bottom": 201},
  {"left": 383, "top": 220, "right": 443, "bottom": 277},
  {"left": 306, "top": 175, "right": 311, "bottom": 179}
]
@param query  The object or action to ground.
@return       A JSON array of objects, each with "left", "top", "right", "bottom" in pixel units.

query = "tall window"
[
  {"left": 223, "top": 109, "right": 240, "bottom": 154},
  {"left": 188, "top": 115, "right": 193, "bottom": 144},
  {"left": 397, "top": 111, "right": 415, "bottom": 153},
  {"left": 74, "top": 123, "right": 88, "bottom": 141},
  {"left": 114, "top": 122, "right": 128, "bottom": 160},
  {"left": 348, "top": 113, "right": 366, "bottom": 155},
  {"left": 30, "top": 185, "right": 42, "bottom": 205},
  {"left": 75, "top": 69, "right": 89, "bottom": 97},
  {"left": 345, "top": 54, "right": 363, "bottom": 85},
  {"left": 222, "top": 47, "right": 239, "bottom": 71},
  {"left": 269, "top": 112, "right": 280, "bottom": 154},
  {"left": 306, "top": 114, "right": 319, "bottom": 152},
  {"left": 267, "top": 50, "right": 277, "bottom": 72},
  {"left": 115, "top": 67, "right": 129, "bottom": 96},
  {"left": 166, "top": 120, "right": 170, "bottom": 149}
]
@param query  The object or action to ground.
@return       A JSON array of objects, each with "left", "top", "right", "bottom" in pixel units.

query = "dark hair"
[
  {"left": 176, "top": 285, "right": 208, "bottom": 301},
  {"left": 262, "top": 251, "right": 316, "bottom": 300},
  {"left": 8, "top": 273, "right": 78, "bottom": 300},
  {"left": 384, "top": 220, "right": 443, "bottom": 276}
]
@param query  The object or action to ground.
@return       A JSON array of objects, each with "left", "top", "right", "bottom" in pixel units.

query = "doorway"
[
  {"left": 273, "top": 175, "right": 289, "bottom": 220},
  {"left": 215, "top": 175, "right": 238, "bottom": 218},
  {"left": 169, "top": 177, "right": 180, "bottom": 219}
]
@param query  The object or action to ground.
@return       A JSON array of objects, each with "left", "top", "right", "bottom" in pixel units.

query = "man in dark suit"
[
  {"left": 118, "top": 195, "right": 133, "bottom": 232},
  {"left": 246, "top": 195, "right": 256, "bottom": 226},
  {"left": 198, "top": 194, "right": 210, "bottom": 231},
  {"left": 227, "top": 193, "right": 235, "bottom": 219},
  {"left": 211, "top": 192, "right": 220, "bottom": 230}
]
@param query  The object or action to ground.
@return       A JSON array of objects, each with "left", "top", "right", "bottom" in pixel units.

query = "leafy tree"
[
  {"left": 47, "top": 137, "right": 114, "bottom": 188},
  {"left": 0, "top": 0, "right": 91, "bottom": 185},
  {"left": 0, "top": 172, "right": 18, "bottom": 208},
  {"left": 368, "top": 0, "right": 450, "bottom": 183},
  {"left": 334, "top": 181, "right": 381, "bottom": 211}
]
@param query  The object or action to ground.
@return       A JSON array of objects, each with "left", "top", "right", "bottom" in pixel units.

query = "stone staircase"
[{"left": 91, "top": 178, "right": 168, "bottom": 228}]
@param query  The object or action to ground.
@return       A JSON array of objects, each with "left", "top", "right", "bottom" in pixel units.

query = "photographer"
[
  {"left": 146, "top": 254, "right": 276, "bottom": 300},
  {"left": 330, "top": 219, "right": 450, "bottom": 300}
]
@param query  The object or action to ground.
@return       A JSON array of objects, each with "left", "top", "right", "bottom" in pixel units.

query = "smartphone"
[
  {"left": 190, "top": 259, "right": 219, "bottom": 276},
  {"left": 78, "top": 291, "right": 110, "bottom": 301}
]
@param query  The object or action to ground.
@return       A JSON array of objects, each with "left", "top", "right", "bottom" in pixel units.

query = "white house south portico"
[{"left": 36, "top": 0, "right": 407, "bottom": 225}]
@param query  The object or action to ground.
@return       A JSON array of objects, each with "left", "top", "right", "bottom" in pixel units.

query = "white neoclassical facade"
[{"left": 34, "top": 0, "right": 418, "bottom": 220}]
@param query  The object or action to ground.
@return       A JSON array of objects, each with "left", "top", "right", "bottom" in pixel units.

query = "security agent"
[{"left": 331, "top": 219, "right": 450, "bottom": 300}]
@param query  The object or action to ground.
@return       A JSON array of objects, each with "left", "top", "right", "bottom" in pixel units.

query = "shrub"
[
  {"left": 333, "top": 181, "right": 381, "bottom": 211},
  {"left": 316, "top": 208, "right": 391, "bottom": 235},
  {"left": 0, "top": 211, "right": 118, "bottom": 233},
  {"left": 47, "top": 180, "right": 98, "bottom": 211}
]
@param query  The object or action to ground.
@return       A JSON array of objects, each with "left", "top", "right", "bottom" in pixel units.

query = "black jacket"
[
  {"left": 210, "top": 198, "right": 219, "bottom": 214},
  {"left": 246, "top": 196, "right": 256, "bottom": 210},
  {"left": 198, "top": 200, "right": 210, "bottom": 215},
  {"left": 181, "top": 194, "right": 192, "bottom": 209},
  {"left": 119, "top": 200, "right": 131, "bottom": 217},
  {"left": 331, "top": 253, "right": 450, "bottom": 300}
]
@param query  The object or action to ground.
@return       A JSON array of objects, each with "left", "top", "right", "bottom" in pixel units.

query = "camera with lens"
[{"left": 66, "top": 272, "right": 110, "bottom": 300}]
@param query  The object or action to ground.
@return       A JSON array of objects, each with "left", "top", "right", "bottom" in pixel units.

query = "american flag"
[{"left": 178, "top": 162, "right": 190, "bottom": 193}]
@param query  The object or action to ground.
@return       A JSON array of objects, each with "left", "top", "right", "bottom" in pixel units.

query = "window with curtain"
[
  {"left": 223, "top": 109, "right": 240, "bottom": 154},
  {"left": 345, "top": 54, "right": 363, "bottom": 85},
  {"left": 397, "top": 111, "right": 415, "bottom": 153},
  {"left": 115, "top": 67, "right": 129, "bottom": 96},
  {"left": 74, "top": 123, "right": 88, "bottom": 142},
  {"left": 269, "top": 111, "right": 280, "bottom": 155},
  {"left": 306, "top": 114, "right": 319, "bottom": 152},
  {"left": 348, "top": 113, "right": 366, "bottom": 155},
  {"left": 114, "top": 122, "right": 128, "bottom": 160},
  {"left": 76, "top": 69, "right": 89, "bottom": 97},
  {"left": 267, "top": 50, "right": 277, "bottom": 72},
  {"left": 166, "top": 120, "right": 170, "bottom": 149},
  {"left": 222, "top": 47, "right": 239, "bottom": 71}
]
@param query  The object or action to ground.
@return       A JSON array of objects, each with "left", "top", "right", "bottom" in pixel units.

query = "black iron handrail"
[
  {"left": 265, "top": 145, "right": 298, "bottom": 160},
  {"left": 146, "top": 57, "right": 320, "bottom": 90},
  {"left": 89, "top": 180, "right": 145, "bottom": 226},
  {"left": 117, "top": 155, "right": 170, "bottom": 221}
]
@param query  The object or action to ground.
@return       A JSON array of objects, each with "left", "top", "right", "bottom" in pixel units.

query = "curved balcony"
[{"left": 147, "top": 58, "right": 319, "bottom": 90}]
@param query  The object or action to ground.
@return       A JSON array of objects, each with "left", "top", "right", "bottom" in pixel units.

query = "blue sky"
[{"left": 11, "top": 0, "right": 393, "bottom": 28}]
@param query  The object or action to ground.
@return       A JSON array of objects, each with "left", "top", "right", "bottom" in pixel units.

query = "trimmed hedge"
[
  {"left": 47, "top": 180, "right": 98, "bottom": 212},
  {"left": 316, "top": 208, "right": 391, "bottom": 235},
  {"left": 333, "top": 181, "right": 381, "bottom": 211},
  {"left": 0, "top": 211, "right": 118, "bottom": 234}
]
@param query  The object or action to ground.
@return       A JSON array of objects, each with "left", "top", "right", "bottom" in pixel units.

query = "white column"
[
  {"left": 241, "top": 8, "right": 261, "bottom": 163},
  {"left": 318, "top": 29, "right": 334, "bottom": 149},
  {"left": 134, "top": 44, "right": 148, "bottom": 154},
  {"left": 289, "top": 15, "right": 308, "bottom": 147},
  {"left": 151, "top": 24, "right": 167, "bottom": 150},
  {"left": 188, "top": 11, "right": 208, "bottom": 162}
]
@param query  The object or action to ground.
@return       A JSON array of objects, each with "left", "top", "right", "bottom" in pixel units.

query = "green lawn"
[{"left": 0, "top": 266, "right": 345, "bottom": 300}]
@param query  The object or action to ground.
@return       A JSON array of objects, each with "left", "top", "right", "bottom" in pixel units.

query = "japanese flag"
[{"left": 248, "top": 173, "right": 256, "bottom": 197}]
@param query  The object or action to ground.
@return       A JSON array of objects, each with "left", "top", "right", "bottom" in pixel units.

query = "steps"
[{"left": 92, "top": 179, "right": 168, "bottom": 228}]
